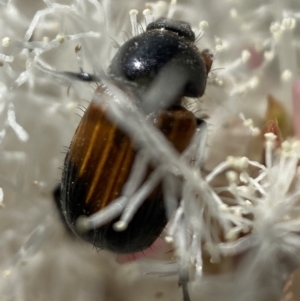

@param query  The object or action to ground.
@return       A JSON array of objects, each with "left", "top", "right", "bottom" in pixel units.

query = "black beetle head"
[{"left": 146, "top": 18, "right": 195, "bottom": 42}]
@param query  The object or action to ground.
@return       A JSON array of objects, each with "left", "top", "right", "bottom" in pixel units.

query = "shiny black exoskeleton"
[
  {"left": 54, "top": 18, "right": 212, "bottom": 301},
  {"left": 54, "top": 18, "right": 212, "bottom": 253},
  {"left": 108, "top": 18, "right": 211, "bottom": 99},
  {"left": 54, "top": 17, "right": 212, "bottom": 247}
]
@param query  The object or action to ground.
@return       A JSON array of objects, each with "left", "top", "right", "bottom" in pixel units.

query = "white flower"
[{"left": 1, "top": 1, "right": 300, "bottom": 301}]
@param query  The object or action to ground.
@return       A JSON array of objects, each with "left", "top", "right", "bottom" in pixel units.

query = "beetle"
[{"left": 54, "top": 17, "right": 212, "bottom": 300}]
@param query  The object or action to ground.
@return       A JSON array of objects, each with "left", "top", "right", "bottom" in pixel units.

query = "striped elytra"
[
  {"left": 62, "top": 88, "right": 198, "bottom": 253},
  {"left": 56, "top": 17, "right": 213, "bottom": 254}
]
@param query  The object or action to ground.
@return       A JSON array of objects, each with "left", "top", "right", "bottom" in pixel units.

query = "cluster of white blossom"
[{"left": 1, "top": 0, "right": 300, "bottom": 301}]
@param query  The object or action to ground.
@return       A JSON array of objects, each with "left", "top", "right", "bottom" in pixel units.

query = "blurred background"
[{"left": 1, "top": 0, "right": 300, "bottom": 300}]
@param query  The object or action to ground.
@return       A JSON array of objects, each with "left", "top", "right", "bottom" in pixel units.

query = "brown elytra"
[{"left": 61, "top": 86, "right": 198, "bottom": 253}]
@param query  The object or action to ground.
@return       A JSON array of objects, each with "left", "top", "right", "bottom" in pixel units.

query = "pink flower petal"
[
  {"left": 246, "top": 46, "right": 264, "bottom": 70},
  {"left": 115, "top": 237, "right": 173, "bottom": 264},
  {"left": 292, "top": 80, "right": 300, "bottom": 139}
]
